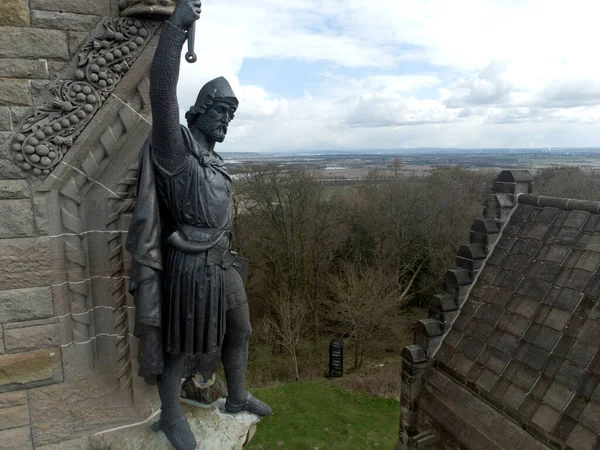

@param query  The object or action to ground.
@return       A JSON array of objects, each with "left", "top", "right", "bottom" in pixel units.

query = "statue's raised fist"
[{"left": 169, "top": 0, "right": 202, "bottom": 30}]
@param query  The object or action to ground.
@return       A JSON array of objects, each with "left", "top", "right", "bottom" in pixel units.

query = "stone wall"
[{"left": 0, "top": 2, "right": 159, "bottom": 448}]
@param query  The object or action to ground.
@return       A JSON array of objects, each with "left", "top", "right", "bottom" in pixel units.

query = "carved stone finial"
[{"left": 119, "top": 0, "right": 177, "bottom": 18}]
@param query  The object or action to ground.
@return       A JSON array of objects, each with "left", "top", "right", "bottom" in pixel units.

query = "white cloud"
[{"left": 171, "top": 0, "right": 600, "bottom": 150}]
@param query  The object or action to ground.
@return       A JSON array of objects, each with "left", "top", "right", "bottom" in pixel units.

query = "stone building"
[
  {"left": 397, "top": 170, "right": 600, "bottom": 450},
  {"left": 0, "top": 1, "right": 256, "bottom": 448}
]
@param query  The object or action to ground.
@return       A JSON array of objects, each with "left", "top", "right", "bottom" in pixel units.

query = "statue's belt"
[{"left": 165, "top": 224, "right": 248, "bottom": 283}]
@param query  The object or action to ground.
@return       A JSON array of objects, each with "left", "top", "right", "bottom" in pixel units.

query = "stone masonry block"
[
  {"left": 4, "top": 321, "right": 59, "bottom": 353},
  {"left": 0, "top": 79, "right": 31, "bottom": 107},
  {"left": 0, "top": 347, "right": 62, "bottom": 390},
  {"left": 31, "top": 0, "right": 111, "bottom": 15},
  {"left": 471, "top": 218, "right": 500, "bottom": 234},
  {"left": 0, "top": 180, "right": 29, "bottom": 200},
  {"left": 0, "top": 108, "right": 11, "bottom": 132},
  {"left": 0, "top": 237, "right": 53, "bottom": 290},
  {"left": 32, "top": 193, "right": 49, "bottom": 234},
  {"left": 0, "top": 28, "right": 69, "bottom": 60},
  {"left": 470, "top": 230, "right": 500, "bottom": 249},
  {"left": 32, "top": 10, "right": 101, "bottom": 32},
  {"left": 0, "top": 287, "right": 54, "bottom": 323},
  {"left": 0, "top": 391, "right": 27, "bottom": 408},
  {"left": 0, "top": 59, "right": 48, "bottom": 79},
  {"left": 0, "top": 198, "right": 35, "bottom": 238},
  {"left": 0, "top": 0, "right": 31, "bottom": 27},
  {"left": 0, "top": 404, "right": 29, "bottom": 431},
  {"left": 0, "top": 426, "right": 32, "bottom": 450}
]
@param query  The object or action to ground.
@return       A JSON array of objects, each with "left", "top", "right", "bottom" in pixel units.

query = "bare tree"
[
  {"left": 266, "top": 290, "right": 309, "bottom": 380},
  {"left": 324, "top": 264, "right": 415, "bottom": 370}
]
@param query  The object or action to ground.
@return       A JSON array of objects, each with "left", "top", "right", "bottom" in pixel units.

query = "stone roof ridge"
[
  {"left": 399, "top": 169, "right": 534, "bottom": 448},
  {"left": 517, "top": 193, "right": 600, "bottom": 215},
  {"left": 412, "top": 170, "right": 532, "bottom": 359}
]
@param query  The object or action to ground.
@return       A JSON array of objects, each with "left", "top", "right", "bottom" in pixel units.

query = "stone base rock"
[{"left": 89, "top": 399, "right": 260, "bottom": 450}]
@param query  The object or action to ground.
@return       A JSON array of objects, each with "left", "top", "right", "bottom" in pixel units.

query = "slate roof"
[{"left": 434, "top": 194, "right": 600, "bottom": 449}]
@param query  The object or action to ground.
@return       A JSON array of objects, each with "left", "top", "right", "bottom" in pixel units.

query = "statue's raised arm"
[{"left": 150, "top": 0, "right": 202, "bottom": 173}]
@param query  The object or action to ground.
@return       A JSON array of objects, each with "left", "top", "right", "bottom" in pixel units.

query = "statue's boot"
[
  {"left": 225, "top": 392, "right": 272, "bottom": 417},
  {"left": 153, "top": 413, "right": 198, "bottom": 450}
]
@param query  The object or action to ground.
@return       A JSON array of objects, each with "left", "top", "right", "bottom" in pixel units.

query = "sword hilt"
[{"left": 185, "top": 22, "right": 197, "bottom": 63}]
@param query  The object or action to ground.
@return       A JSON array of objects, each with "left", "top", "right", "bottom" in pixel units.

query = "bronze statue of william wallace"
[{"left": 126, "top": 1, "right": 271, "bottom": 448}]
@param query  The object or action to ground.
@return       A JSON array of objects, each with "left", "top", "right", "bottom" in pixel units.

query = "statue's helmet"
[{"left": 185, "top": 76, "right": 239, "bottom": 126}]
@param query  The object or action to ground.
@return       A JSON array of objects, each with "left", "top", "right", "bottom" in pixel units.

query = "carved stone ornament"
[
  {"left": 10, "top": 18, "right": 155, "bottom": 176},
  {"left": 119, "top": 0, "right": 176, "bottom": 18}
]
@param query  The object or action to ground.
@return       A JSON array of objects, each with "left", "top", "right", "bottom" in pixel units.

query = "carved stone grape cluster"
[{"left": 11, "top": 18, "right": 154, "bottom": 176}]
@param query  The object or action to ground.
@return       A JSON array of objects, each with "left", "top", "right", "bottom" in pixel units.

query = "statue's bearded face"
[{"left": 194, "top": 100, "right": 237, "bottom": 143}]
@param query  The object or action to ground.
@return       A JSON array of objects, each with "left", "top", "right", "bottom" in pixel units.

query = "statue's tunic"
[{"left": 154, "top": 131, "right": 235, "bottom": 356}]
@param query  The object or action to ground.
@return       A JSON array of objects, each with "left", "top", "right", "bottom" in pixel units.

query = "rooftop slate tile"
[
  {"left": 556, "top": 268, "right": 594, "bottom": 291},
  {"left": 531, "top": 403, "right": 561, "bottom": 433},
  {"left": 526, "top": 260, "right": 562, "bottom": 282},
  {"left": 509, "top": 295, "right": 540, "bottom": 318},
  {"left": 553, "top": 415, "right": 578, "bottom": 442},
  {"left": 536, "top": 244, "right": 570, "bottom": 264},
  {"left": 547, "top": 227, "right": 580, "bottom": 246},
  {"left": 579, "top": 400, "right": 600, "bottom": 435},
  {"left": 503, "top": 384, "right": 528, "bottom": 410},
  {"left": 565, "top": 394, "right": 588, "bottom": 420},
  {"left": 486, "top": 350, "right": 510, "bottom": 375},
  {"left": 583, "top": 275, "right": 600, "bottom": 298},
  {"left": 577, "top": 320, "right": 600, "bottom": 345},
  {"left": 583, "top": 215, "right": 600, "bottom": 233},
  {"left": 574, "top": 251, "right": 600, "bottom": 272},
  {"left": 544, "top": 308, "right": 571, "bottom": 331},
  {"left": 533, "top": 326, "right": 561, "bottom": 351},
  {"left": 544, "top": 381, "right": 574, "bottom": 412},
  {"left": 497, "top": 311, "right": 530, "bottom": 337},
  {"left": 585, "top": 234, "right": 600, "bottom": 252},
  {"left": 562, "top": 211, "right": 590, "bottom": 229},
  {"left": 513, "top": 364, "right": 540, "bottom": 391},
  {"left": 565, "top": 423, "right": 597, "bottom": 450},
  {"left": 522, "top": 222, "right": 552, "bottom": 241},
  {"left": 529, "top": 207, "right": 559, "bottom": 224},
  {"left": 574, "top": 233, "right": 594, "bottom": 251},
  {"left": 519, "top": 396, "right": 541, "bottom": 421},
  {"left": 556, "top": 360, "right": 587, "bottom": 390},
  {"left": 511, "top": 238, "right": 542, "bottom": 256},
  {"left": 516, "top": 278, "right": 552, "bottom": 300},
  {"left": 493, "top": 269, "right": 524, "bottom": 290},
  {"left": 496, "top": 234, "right": 516, "bottom": 251},
  {"left": 553, "top": 336, "right": 576, "bottom": 359},
  {"left": 501, "top": 253, "right": 532, "bottom": 274},
  {"left": 553, "top": 288, "right": 583, "bottom": 312},
  {"left": 476, "top": 368, "right": 499, "bottom": 392},
  {"left": 524, "top": 344, "right": 551, "bottom": 371},
  {"left": 456, "top": 337, "right": 485, "bottom": 360},
  {"left": 578, "top": 372, "right": 600, "bottom": 400},
  {"left": 496, "top": 332, "right": 520, "bottom": 354},
  {"left": 574, "top": 295, "right": 595, "bottom": 319},
  {"left": 531, "top": 375, "right": 553, "bottom": 399}
]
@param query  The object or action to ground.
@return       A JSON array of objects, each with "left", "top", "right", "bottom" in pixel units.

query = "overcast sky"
[{"left": 176, "top": 0, "right": 600, "bottom": 152}]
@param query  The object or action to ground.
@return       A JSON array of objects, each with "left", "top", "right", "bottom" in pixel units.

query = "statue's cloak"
[{"left": 125, "top": 128, "right": 219, "bottom": 383}]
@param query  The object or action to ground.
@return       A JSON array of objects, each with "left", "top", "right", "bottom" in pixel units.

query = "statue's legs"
[
  {"left": 157, "top": 353, "right": 197, "bottom": 450},
  {"left": 222, "top": 302, "right": 252, "bottom": 403},
  {"left": 222, "top": 299, "right": 272, "bottom": 416}
]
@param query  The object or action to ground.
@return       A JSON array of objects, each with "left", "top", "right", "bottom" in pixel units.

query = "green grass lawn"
[{"left": 246, "top": 379, "right": 400, "bottom": 450}]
